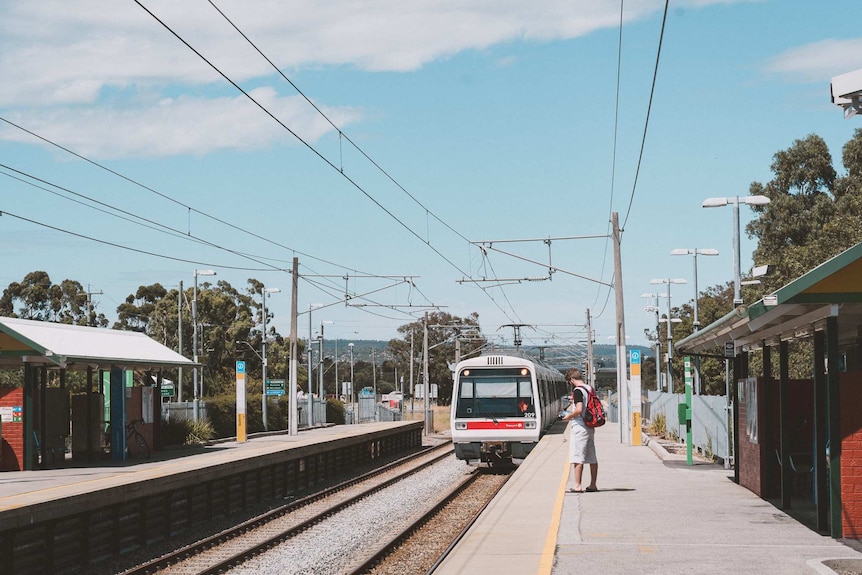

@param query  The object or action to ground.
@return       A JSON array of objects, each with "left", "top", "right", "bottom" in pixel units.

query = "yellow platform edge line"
[{"left": 538, "top": 457, "right": 570, "bottom": 574}]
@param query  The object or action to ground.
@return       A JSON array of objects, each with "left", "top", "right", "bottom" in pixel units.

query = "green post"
[{"left": 684, "top": 357, "right": 693, "bottom": 466}]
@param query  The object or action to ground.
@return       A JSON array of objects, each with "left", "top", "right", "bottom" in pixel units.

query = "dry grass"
[{"left": 403, "top": 404, "right": 450, "bottom": 433}]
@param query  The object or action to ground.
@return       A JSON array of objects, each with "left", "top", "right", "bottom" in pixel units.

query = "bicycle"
[{"left": 125, "top": 419, "right": 150, "bottom": 459}]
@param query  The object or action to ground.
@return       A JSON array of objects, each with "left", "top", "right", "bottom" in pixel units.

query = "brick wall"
[
  {"left": 0, "top": 388, "right": 24, "bottom": 471},
  {"left": 840, "top": 372, "right": 862, "bottom": 537},
  {"left": 737, "top": 377, "right": 765, "bottom": 496}
]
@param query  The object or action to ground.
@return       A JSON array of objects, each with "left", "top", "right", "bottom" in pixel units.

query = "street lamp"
[
  {"left": 671, "top": 248, "right": 718, "bottom": 395},
  {"left": 650, "top": 278, "right": 686, "bottom": 393},
  {"left": 348, "top": 342, "right": 355, "bottom": 424},
  {"left": 318, "top": 321, "right": 333, "bottom": 402},
  {"left": 193, "top": 269, "right": 216, "bottom": 421},
  {"left": 261, "top": 286, "right": 281, "bottom": 431},
  {"left": 670, "top": 248, "right": 719, "bottom": 331},
  {"left": 305, "top": 303, "right": 323, "bottom": 427},
  {"left": 642, "top": 292, "right": 667, "bottom": 392},
  {"left": 701, "top": 196, "right": 770, "bottom": 307}
]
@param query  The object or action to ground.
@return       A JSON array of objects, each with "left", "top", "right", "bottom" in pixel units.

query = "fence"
[
  {"left": 162, "top": 401, "right": 207, "bottom": 422},
  {"left": 604, "top": 390, "right": 731, "bottom": 464},
  {"left": 644, "top": 390, "right": 731, "bottom": 464}
]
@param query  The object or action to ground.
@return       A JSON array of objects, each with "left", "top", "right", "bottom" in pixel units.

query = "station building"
[
  {"left": 0, "top": 318, "right": 193, "bottom": 471},
  {"left": 676, "top": 241, "right": 862, "bottom": 538}
]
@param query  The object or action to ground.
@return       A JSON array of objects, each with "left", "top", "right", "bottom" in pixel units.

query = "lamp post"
[
  {"left": 348, "top": 342, "right": 355, "bottom": 424},
  {"left": 318, "top": 321, "right": 333, "bottom": 401},
  {"left": 193, "top": 269, "right": 216, "bottom": 422},
  {"left": 642, "top": 293, "right": 667, "bottom": 391},
  {"left": 701, "top": 196, "right": 770, "bottom": 307},
  {"left": 650, "top": 278, "right": 686, "bottom": 393},
  {"left": 671, "top": 248, "right": 718, "bottom": 394},
  {"left": 261, "top": 286, "right": 281, "bottom": 431},
  {"left": 306, "top": 303, "right": 322, "bottom": 427}
]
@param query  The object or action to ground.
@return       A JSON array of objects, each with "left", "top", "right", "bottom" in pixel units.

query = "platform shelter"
[
  {"left": 0, "top": 317, "right": 193, "bottom": 471},
  {"left": 676, "top": 241, "right": 862, "bottom": 539}
]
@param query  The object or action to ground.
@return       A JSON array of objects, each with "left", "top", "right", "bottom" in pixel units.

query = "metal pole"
[
  {"left": 262, "top": 287, "right": 268, "bottom": 431},
  {"left": 334, "top": 338, "right": 338, "bottom": 400},
  {"left": 732, "top": 196, "right": 742, "bottom": 306},
  {"left": 423, "top": 312, "right": 431, "bottom": 435},
  {"left": 318, "top": 329, "right": 324, "bottom": 400},
  {"left": 654, "top": 298, "right": 661, "bottom": 392},
  {"left": 289, "top": 258, "right": 299, "bottom": 436},
  {"left": 692, "top": 254, "right": 701, "bottom": 395},
  {"left": 178, "top": 280, "right": 183, "bottom": 403},
  {"left": 193, "top": 273, "right": 199, "bottom": 422},
  {"left": 409, "top": 331, "right": 414, "bottom": 411},
  {"left": 307, "top": 307, "right": 314, "bottom": 427},
  {"left": 349, "top": 343, "right": 355, "bottom": 423},
  {"left": 665, "top": 281, "right": 674, "bottom": 394}
]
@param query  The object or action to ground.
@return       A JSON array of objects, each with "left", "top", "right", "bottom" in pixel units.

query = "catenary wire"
[
  {"left": 206, "top": 0, "right": 472, "bottom": 246},
  {"left": 133, "top": 0, "right": 521, "bottom": 327},
  {"left": 621, "top": 0, "right": 669, "bottom": 229}
]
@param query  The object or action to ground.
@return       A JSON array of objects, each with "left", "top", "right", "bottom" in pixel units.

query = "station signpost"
[{"left": 236, "top": 361, "right": 247, "bottom": 443}]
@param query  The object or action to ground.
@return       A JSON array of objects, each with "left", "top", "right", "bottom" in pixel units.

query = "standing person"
[{"left": 562, "top": 368, "right": 598, "bottom": 493}]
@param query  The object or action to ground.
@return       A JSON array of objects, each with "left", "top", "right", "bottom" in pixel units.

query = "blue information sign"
[
  {"left": 630, "top": 350, "right": 641, "bottom": 364},
  {"left": 236, "top": 361, "right": 246, "bottom": 373}
]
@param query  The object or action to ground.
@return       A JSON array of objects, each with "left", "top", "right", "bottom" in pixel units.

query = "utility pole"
[
  {"left": 288, "top": 258, "right": 299, "bottom": 436},
  {"left": 612, "top": 212, "right": 633, "bottom": 445},
  {"left": 423, "top": 312, "right": 431, "bottom": 434},
  {"left": 178, "top": 281, "right": 183, "bottom": 402},
  {"left": 410, "top": 331, "right": 415, "bottom": 411},
  {"left": 86, "top": 285, "right": 103, "bottom": 327}
]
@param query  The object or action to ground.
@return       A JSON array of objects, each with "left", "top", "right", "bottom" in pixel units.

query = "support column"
[
  {"left": 110, "top": 366, "right": 126, "bottom": 461},
  {"left": 826, "top": 316, "right": 842, "bottom": 538},
  {"left": 779, "top": 340, "right": 791, "bottom": 509},
  {"left": 813, "top": 330, "right": 829, "bottom": 532},
  {"left": 762, "top": 345, "right": 774, "bottom": 497},
  {"left": 23, "top": 363, "right": 35, "bottom": 471}
]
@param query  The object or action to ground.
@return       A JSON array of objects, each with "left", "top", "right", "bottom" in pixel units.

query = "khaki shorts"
[{"left": 568, "top": 422, "right": 597, "bottom": 464}]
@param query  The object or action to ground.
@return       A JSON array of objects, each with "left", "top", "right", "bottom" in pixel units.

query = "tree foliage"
[
  {"left": 387, "top": 311, "right": 485, "bottom": 405},
  {"left": 0, "top": 271, "right": 107, "bottom": 326}
]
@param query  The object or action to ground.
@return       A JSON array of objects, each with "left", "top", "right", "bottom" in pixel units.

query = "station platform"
[
  {"left": 437, "top": 421, "right": 862, "bottom": 575},
  {"left": 0, "top": 421, "right": 424, "bottom": 574}
]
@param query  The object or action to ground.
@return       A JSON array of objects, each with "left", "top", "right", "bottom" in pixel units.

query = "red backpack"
[{"left": 576, "top": 385, "right": 606, "bottom": 428}]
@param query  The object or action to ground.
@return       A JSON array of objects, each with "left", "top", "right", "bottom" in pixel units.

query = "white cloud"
[
  {"left": 0, "top": 0, "right": 746, "bottom": 158},
  {"left": 766, "top": 38, "right": 862, "bottom": 82},
  {"left": 2, "top": 89, "right": 362, "bottom": 159}
]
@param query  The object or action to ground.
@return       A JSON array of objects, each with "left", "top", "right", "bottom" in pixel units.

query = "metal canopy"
[
  {"left": 0, "top": 317, "right": 194, "bottom": 370},
  {"left": 677, "top": 242, "right": 862, "bottom": 354}
]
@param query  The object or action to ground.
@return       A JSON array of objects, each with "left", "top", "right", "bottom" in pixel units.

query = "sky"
[{"left": 1, "top": 0, "right": 862, "bottom": 359}]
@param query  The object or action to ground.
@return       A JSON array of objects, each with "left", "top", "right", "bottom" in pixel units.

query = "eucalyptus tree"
[
  {"left": 387, "top": 311, "right": 484, "bottom": 405},
  {"left": 0, "top": 271, "right": 105, "bottom": 326}
]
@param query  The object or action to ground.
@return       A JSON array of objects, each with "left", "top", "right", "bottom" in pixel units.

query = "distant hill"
[{"left": 320, "top": 339, "right": 652, "bottom": 370}]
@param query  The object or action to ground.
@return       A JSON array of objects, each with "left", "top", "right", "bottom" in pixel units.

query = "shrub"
[{"left": 650, "top": 412, "right": 667, "bottom": 437}]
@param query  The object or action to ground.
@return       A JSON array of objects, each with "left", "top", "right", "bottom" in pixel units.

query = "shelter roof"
[
  {"left": 676, "top": 242, "right": 862, "bottom": 355},
  {"left": 0, "top": 317, "right": 193, "bottom": 370}
]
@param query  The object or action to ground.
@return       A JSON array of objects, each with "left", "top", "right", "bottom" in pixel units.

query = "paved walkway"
[{"left": 553, "top": 423, "right": 862, "bottom": 575}]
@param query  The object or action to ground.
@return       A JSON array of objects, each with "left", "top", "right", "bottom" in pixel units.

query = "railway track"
[
  {"left": 119, "top": 442, "right": 454, "bottom": 575},
  {"left": 346, "top": 469, "right": 511, "bottom": 575}
]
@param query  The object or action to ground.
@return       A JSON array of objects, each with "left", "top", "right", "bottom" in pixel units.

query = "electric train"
[{"left": 450, "top": 353, "right": 567, "bottom": 466}]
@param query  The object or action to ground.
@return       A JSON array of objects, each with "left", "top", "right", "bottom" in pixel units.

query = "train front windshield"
[{"left": 455, "top": 368, "right": 535, "bottom": 418}]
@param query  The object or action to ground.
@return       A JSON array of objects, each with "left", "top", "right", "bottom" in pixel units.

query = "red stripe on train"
[{"left": 466, "top": 421, "right": 525, "bottom": 430}]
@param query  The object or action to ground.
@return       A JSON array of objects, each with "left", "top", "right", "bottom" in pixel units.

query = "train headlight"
[
  {"left": 455, "top": 422, "right": 467, "bottom": 430},
  {"left": 524, "top": 421, "right": 537, "bottom": 429}
]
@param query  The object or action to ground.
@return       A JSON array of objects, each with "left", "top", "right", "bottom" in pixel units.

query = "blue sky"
[{"left": 1, "top": 0, "right": 861, "bottom": 355}]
